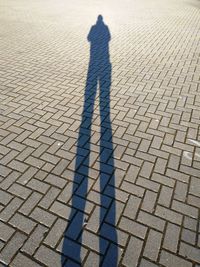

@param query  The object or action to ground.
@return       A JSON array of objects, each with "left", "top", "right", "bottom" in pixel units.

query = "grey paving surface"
[{"left": 0, "top": 0, "right": 200, "bottom": 266}]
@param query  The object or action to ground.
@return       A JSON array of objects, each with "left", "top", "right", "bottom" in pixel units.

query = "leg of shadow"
[{"left": 61, "top": 15, "right": 118, "bottom": 266}]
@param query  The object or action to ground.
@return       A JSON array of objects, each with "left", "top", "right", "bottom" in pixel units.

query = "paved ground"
[{"left": 0, "top": 0, "right": 200, "bottom": 266}]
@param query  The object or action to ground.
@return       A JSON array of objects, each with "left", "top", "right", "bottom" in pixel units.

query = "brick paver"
[{"left": 0, "top": 0, "right": 200, "bottom": 266}]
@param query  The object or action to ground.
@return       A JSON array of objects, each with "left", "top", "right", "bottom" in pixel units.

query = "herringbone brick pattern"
[{"left": 0, "top": 0, "right": 200, "bottom": 266}]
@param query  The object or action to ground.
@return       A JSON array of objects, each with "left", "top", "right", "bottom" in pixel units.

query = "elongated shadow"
[{"left": 61, "top": 15, "right": 118, "bottom": 266}]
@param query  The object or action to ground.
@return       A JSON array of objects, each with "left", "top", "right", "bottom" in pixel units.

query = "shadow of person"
[{"left": 61, "top": 15, "right": 118, "bottom": 266}]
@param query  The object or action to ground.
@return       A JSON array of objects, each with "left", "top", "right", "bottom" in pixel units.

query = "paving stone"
[
  {"left": 155, "top": 205, "right": 183, "bottom": 225},
  {"left": 57, "top": 237, "right": 87, "bottom": 263},
  {"left": 22, "top": 224, "right": 48, "bottom": 255},
  {"left": 139, "top": 259, "right": 160, "bottom": 267},
  {"left": 0, "top": 165, "right": 12, "bottom": 177},
  {"left": 120, "top": 181, "right": 145, "bottom": 197},
  {"left": 141, "top": 190, "right": 157, "bottom": 213},
  {"left": 0, "top": 189, "right": 13, "bottom": 205},
  {"left": 0, "top": 197, "right": 23, "bottom": 222},
  {"left": 122, "top": 236, "right": 143, "bottom": 267},
  {"left": 8, "top": 183, "right": 32, "bottom": 199},
  {"left": 30, "top": 207, "right": 56, "bottom": 227},
  {"left": 81, "top": 230, "right": 109, "bottom": 254},
  {"left": 38, "top": 187, "right": 60, "bottom": 209},
  {"left": 0, "top": 171, "right": 21, "bottom": 190},
  {"left": 100, "top": 223, "right": 128, "bottom": 247},
  {"left": 0, "top": 232, "right": 27, "bottom": 266},
  {"left": 172, "top": 200, "right": 198, "bottom": 219},
  {"left": 101, "top": 243, "right": 122, "bottom": 267},
  {"left": 27, "top": 178, "right": 50, "bottom": 194},
  {"left": 158, "top": 185, "right": 173, "bottom": 207},
  {"left": 143, "top": 229, "right": 162, "bottom": 261},
  {"left": 9, "top": 213, "right": 36, "bottom": 234},
  {"left": 50, "top": 201, "right": 73, "bottom": 220},
  {"left": 19, "top": 192, "right": 43, "bottom": 215},
  {"left": 181, "top": 228, "right": 196, "bottom": 245},
  {"left": 163, "top": 222, "right": 180, "bottom": 252},
  {"left": 137, "top": 211, "right": 166, "bottom": 232},
  {"left": 179, "top": 242, "right": 200, "bottom": 263},
  {"left": 123, "top": 195, "right": 141, "bottom": 220},
  {"left": 10, "top": 253, "right": 41, "bottom": 267},
  {"left": 45, "top": 174, "right": 67, "bottom": 188},
  {"left": 119, "top": 217, "right": 147, "bottom": 239},
  {"left": 83, "top": 251, "right": 100, "bottom": 267},
  {"left": 189, "top": 176, "right": 200, "bottom": 197},
  {"left": 0, "top": 221, "right": 15, "bottom": 242},
  {"left": 44, "top": 218, "right": 66, "bottom": 248},
  {"left": 17, "top": 167, "right": 38, "bottom": 185},
  {"left": 159, "top": 250, "right": 192, "bottom": 267},
  {"left": 8, "top": 160, "right": 29, "bottom": 173},
  {"left": 35, "top": 245, "right": 62, "bottom": 267}
]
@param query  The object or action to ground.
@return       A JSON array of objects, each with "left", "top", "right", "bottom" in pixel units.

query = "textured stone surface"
[{"left": 0, "top": 0, "right": 200, "bottom": 266}]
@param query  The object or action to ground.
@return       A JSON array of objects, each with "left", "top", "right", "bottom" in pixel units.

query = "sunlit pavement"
[{"left": 0, "top": 0, "right": 200, "bottom": 266}]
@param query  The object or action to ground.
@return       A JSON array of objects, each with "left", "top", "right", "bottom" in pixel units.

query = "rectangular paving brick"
[
  {"left": 155, "top": 205, "right": 183, "bottom": 225},
  {"left": 137, "top": 211, "right": 165, "bottom": 232},
  {"left": 0, "top": 221, "right": 15, "bottom": 242},
  {"left": 0, "top": 232, "right": 26, "bottom": 266},
  {"left": 9, "top": 213, "right": 36, "bottom": 234},
  {"left": 27, "top": 178, "right": 50, "bottom": 194},
  {"left": 35, "top": 245, "right": 62, "bottom": 267},
  {"left": 44, "top": 218, "right": 66, "bottom": 248},
  {"left": 19, "top": 192, "right": 43, "bottom": 215},
  {"left": 22, "top": 224, "right": 48, "bottom": 255},
  {"left": 122, "top": 236, "right": 143, "bottom": 267},
  {"left": 8, "top": 160, "right": 29, "bottom": 173},
  {"left": 141, "top": 190, "right": 157, "bottom": 213},
  {"left": 0, "top": 189, "right": 13, "bottom": 205},
  {"left": 179, "top": 242, "right": 200, "bottom": 263},
  {"left": 120, "top": 181, "right": 145, "bottom": 197},
  {"left": 0, "top": 171, "right": 21, "bottom": 190},
  {"left": 123, "top": 195, "right": 141, "bottom": 220},
  {"left": 159, "top": 250, "right": 192, "bottom": 267},
  {"left": 11, "top": 253, "right": 41, "bottom": 267},
  {"left": 163, "top": 222, "right": 180, "bottom": 252},
  {"left": 57, "top": 237, "right": 87, "bottom": 263},
  {"left": 119, "top": 217, "right": 147, "bottom": 239},
  {"left": 172, "top": 200, "right": 198, "bottom": 219},
  {"left": 30, "top": 207, "right": 56, "bottom": 227},
  {"left": 45, "top": 174, "right": 67, "bottom": 188},
  {"left": 143, "top": 229, "right": 162, "bottom": 261},
  {"left": 8, "top": 183, "right": 32, "bottom": 199},
  {"left": 0, "top": 197, "right": 23, "bottom": 222}
]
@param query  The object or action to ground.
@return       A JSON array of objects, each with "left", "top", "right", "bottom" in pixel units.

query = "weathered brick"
[
  {"left": 30, "top": 207, "right": 56, "bottom": 227},
  {"left": 44, "top": 218, "right": 66, "bottom": 248},
  {"left": 0, "top": 197, "right": 23, "bottom": 222},
  {"left": 122, "top": 236, "right": 143, "bottom": 267},
  {"left": 35, "top": 245, "right": 63, "bottom": 267},
  {"left": 0, "top": 221, "right": 15, "bottom": 242},
  {"left": 172, "top": 200, "right": 198, "bottom": 219},
  {"left": 19, "top": 192, "right": 43, "bottom": 215},
  {"left": 137, "top": 211, "right": 165, "bottom": 232},
  {"left": 22, "top": 224, "right": 48, "bottom": 255},
  {"left": 11, "top": 253, "right": 41, "bottom": 267},
  {"left": 143, "top": 229, "right": 162, "bottom": 261},
  {"left": 0, "top": 232, "right": 26, "bottom": 265},
  {"left": 163, "top": 222, "right": 180, "bottom": 252},
  {"left": 159, "top": 250, "right": 192, "bottom": 267},
  {"left": 119, "top": 216, "right": 147, "bottom": 239},
  {"left": 8, "top": 183, "right": 31, "bottom": 199},
  {"left": 9, "top": 213, "right": 36, "bottom": 234},
  {"left": 179, "top": 242, "right": 200, "bottom": 263}
]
